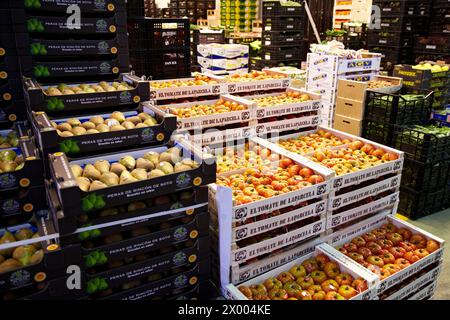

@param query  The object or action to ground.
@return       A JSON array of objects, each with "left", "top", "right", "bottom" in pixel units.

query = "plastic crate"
[
  {"left": 193, "top": 30, "right": 225, "bottom": 44},
  {"left": 127, "top": 0, "right": 146, "bottom": 17},
  {"left": 263, "top": 16, "right": 305, "bottom": 32},
  {"left": 262, "top": 31, "right": 303, "bottom": 47},
  {"left": 368, "top": 30, "right": 413, "bottom": 47},
  {"left": 365, "top": 90, "right": 434, "bottom": 125},
  {"left": 369, "top": 45, "right": 413, "bottom": 65},
  {"left": 394, "top": 124, "right": 450, "bottom": 163},
  {"left": 262, "top": 46, "right": 302, "bottom": 61},
  {"left": 398, "top": 187, "right": 447, "bottom": 219},
  {"left": 362, "top": 120, "right": 394, "bottom": 146},
  {"left": 378, "top": 16, "right": 429, "bottom": 32},
  {"left": 372, "top": 0, "right": 431, "bottom": 17},
  {"left": 262, "top": 0, "right": 305, "bottom": 17},
  {"left": 402, "top": 158, "right": 450, "bottom": 191}
]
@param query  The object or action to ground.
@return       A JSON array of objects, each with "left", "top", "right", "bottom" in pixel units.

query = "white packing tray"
[
  {"left": 226, "top": 244, "right": 379, "bottom": 300},
  {"left": 384, "top": 263, "right": 442, "bottom": 300},
  {"left": 149, "top": 74, "right": 224, "bottom": 100},
  {"left": 256, "top": 114, "right": 320, "bottom": 136},
  {"left": 408, "top": 281, "right": 438, "bottom": 300},
  {"left": 146, "top": 95, "right": 256, "bottom": 131},
  {"left": 240, "top": 87, "right": 322, "bottom": 119},
  {"left": 219, "top": 69, "right": 291, "bottom": 94},
  {"left": 326, "top": 213, "right": 446, "bottom": 295},
  {"left": 197, "top": 43, "right": 249, "bottom": 59}
]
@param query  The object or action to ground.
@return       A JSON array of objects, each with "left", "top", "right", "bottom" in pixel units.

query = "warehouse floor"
[{"left": 408, "top": 210, "right": 450, "bottom": 300}]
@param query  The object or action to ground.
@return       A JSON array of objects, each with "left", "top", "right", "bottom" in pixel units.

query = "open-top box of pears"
[
  {"left": 0, "top": 136, "right": 44, "bottom": 192},
  {"left": 15, "top": 33, "right": 129, "bottom": 58},
  {"left": 24, "top": 73, "right": 150, "bottom": 113},
  {"left": 0, "top": 217, "right": 67, "bottom": 293},
  {"left": 49, "top": 136, "right": 216, "bottom": 217},
  {"left": 46, "top": 177, "right": 209, "bottom": 236},
  {"left": 20, "top": 54, "right": 130, "bottom": 82},
  {"left": 8, "top": 0, "right": 125, "bottom": 14},
  {"left": 32, "top": 107, "right": 177, "bottom": 157},
  {"left": 10, "top": 8, "right": 127, "bottom": 34}
]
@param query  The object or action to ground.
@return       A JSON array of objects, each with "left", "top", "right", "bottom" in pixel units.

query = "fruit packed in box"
[
  {"left": 224, "top": 70, "right": 287, "bottom": 83},
  {"left": 49, "top": 138, "right": 216, "bottom": 216},
  {"left": 150, "top": 74, "right": 219, "bottom": 89},
  {"left": 216, "top": 157, "right": 325, "bottom": 206},
  {"left": 163, "top": 98, "right": 248, "bottom": 118},
  {"left": 331, "top": 214, "right": 445, "bottom": 294},
  {"left": 232, "top": 246, "right": 376, "bottom": 300}
]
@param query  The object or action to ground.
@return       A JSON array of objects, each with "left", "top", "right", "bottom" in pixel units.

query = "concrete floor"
[{"left": 409, "top": 209, "right": 450, "bottom": 300}]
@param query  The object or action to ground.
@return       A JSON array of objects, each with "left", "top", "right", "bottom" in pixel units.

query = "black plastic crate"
[
  {"left": 128, "top": 18, "right": 190, "bottom": 50},
  {"left": 402, "top": 158, "right": 450, "bottom": 191},
  {"left": 262, "top": 31, "right": 303, "bottom": 47},
  {"left": 365, "top": 90, "right": 434, "bottom": 125},
  {"left": 262, "top": 46, "right": 302, "bottom": 61},
  {"left": 373, "top": 0, "right": 431, "bottom": 17},
  {"left": 368, "top": 30, "right": 413, "bottom": 47},
  {"left": 193, "top": 30, "right": 225, "bottom": 44},
  {"left": 127, "top": 0, "right": 147, "bottom": 17},
  {"left": 263, "top": 16, "right": 305, "bottom": 32},
  {"left": 398, "top": 187, "right": 447, "bottom": 219},
  {"left": 394, "top": 123, "right": 450, "bottom": 163},
  {"left": 130, "top": 49, "right": 191, "bottom": 80},
  {"left": 415, "top": 36, "right": 450, "bottom": 55},
  {"left": 362, "top": 120, "right": 394, "bottom": 146},
  {"left": 262, "top": 0, "right": 305, "bottom": 17},
  {"left": 368, "top": 45, "right": 413, "bottom": 65},
  {"left": 377, "top": 16, "right": 429, "bottom": 32}
]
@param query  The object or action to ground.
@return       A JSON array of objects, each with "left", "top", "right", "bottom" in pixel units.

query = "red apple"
[
  {"left": 357, "top": 247, "right": 372, "bottom": 259},
  {"left": 338, "top": 285, "right": 358, "bottom": 299},
  {"left": 381, "top": 252, "right": 396, "bottom": 264},
  {"left": 362, "top": 232, "right": 378, "bottom": 242},
  {"left": 386, "top": 232, "right": 403, "bottom": 245},
  {"left": 335, "top": 273, "right": 354, "bottom": 286},
  {"left": 315, "top": 254, "right": 331, "bottom": 269},
  {"left": 343, "top": 242, "right": 359, "bottom": 252},
  {"left": 396, "top": 228, "right": 412, "bottom": 241},
  {"left": 277, "top": 271, "right": 295, "bottom": 284},
  {"left": 366, "top": 256, "right": 385, "bottom": 268},
  {"left": 351, "top": 236, "right": 366, "bottom": 248},
  {"left": 301, "top": 259, "right": 319, "bottom": 273},
  {"left": 325, "top": 291, "right": 345, "bottom": 300},
  {"left": 347, "top": 252, "right": 365, "bottom": 263},
  {"left": 399, "top": 241, "right": 416, "bottom": 252},
  {"left": 366, "top": 242, "right": 383, "bottom": 254},
  {"left": 404, "top": 251, "right": 420, "bottom": 263},
  {"left": 283, "top": 282, "right": 302, "bottom": 298},
  {"left": 409, "top": 234, "right": 427, "bottom": 249},
  {"left": 381, "top": 223, "right": 397, "bottom": 233},
  {"left": 426, "top": 240, "right": 440, "bottom": 253},
  {"left": 394, "top": 258, "right": 410, "bottom": 269},
  {"left": 377, "top": 239, "right": 394, "bottom": 249},
  {"left": 352, "top": 279, "right": 368, "bottom": 292},
  {"left": 297, "top": 276, "right": 314, "bottom": 289},
  {"left": 372, "top": 229, "right": 387, "bottom": 239},
  {"left": 323, "top": 261, "right": 341, "bottom": 278},
  {"left": 389, "top": 247, "right": 406, "bottom": 259},
  {"left": 289, "top": 265, "right": 307, "bottom": 279},
  {"left": 414, "top": 248, "right": 430, "bottom": 259},
  {"left": 321, "top": 279, "right": 339, "bottom": 293}
]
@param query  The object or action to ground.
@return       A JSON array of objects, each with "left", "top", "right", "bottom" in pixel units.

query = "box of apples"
[
  {"left": 209, "top": 137, "right": 333, "bottom": 277},
  {"left": 226, "top": 243, "right": 379, "bottom": 300},
  {"left": 326, "top": 210, "right": 445, "bottom": 296},
  {"left": 149, "top": 74, "right": 223, "bottom": 101},
  {"left": 269, "top": 126, "right": 404, "bottom": 229}
]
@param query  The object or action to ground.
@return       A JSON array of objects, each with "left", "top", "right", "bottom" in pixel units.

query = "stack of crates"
[
  {"left": 413, "top": 0, "right": 450, "bottom": 63},
  {"left": 191, "top": 29, "right": 225, "bottom": 73},
  {"left": 368, "top": 0, "right": 431, "bottom": 72},
  {"left": 128, "top": 18, "right": 191, "bottom": 80},
  {"left": 220, "top": 0, "right": 258, "bottom": 33},
  {"left": 261, "top": 0, "right": 306, "bottom": 69}
]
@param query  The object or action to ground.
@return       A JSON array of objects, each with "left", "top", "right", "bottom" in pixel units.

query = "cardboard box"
[
  {"left": 337, "top": 76, "right": 403, "bottom": 102},
  {"left": 335, "top": 96, "right": 365, "bottom": 120},
  {"left": 333, "top": 114, "right": 363, "bottom": 136}
]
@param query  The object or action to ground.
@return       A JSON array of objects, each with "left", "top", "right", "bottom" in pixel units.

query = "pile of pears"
[
  {"left": 45, "top": 81, "right": 133, "bottom": 96},
  {"left": 0, "top": 228, "right": 44, "bottom": 273},
  {"left": 0, "top": 150, "right": 24, "bottom": 173},
  {"left": 0, "top": 131, "right": 19, "bottom": 149},
  {"left": 70, "top": 147, "right": 200, "bottom": 192},
  {"left": 53, "top": 111, "right": 158, "bottom": 137}
]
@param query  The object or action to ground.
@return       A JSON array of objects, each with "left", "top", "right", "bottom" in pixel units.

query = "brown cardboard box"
[
  {"left": 337, "top": 79, "right": 368, "bottom": 102},
  {"left": 335, "top": 96, "right": 365, "bottom": 120},
  {"left": 333, "top": 114, "right": 363, "bottom": 136}
]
